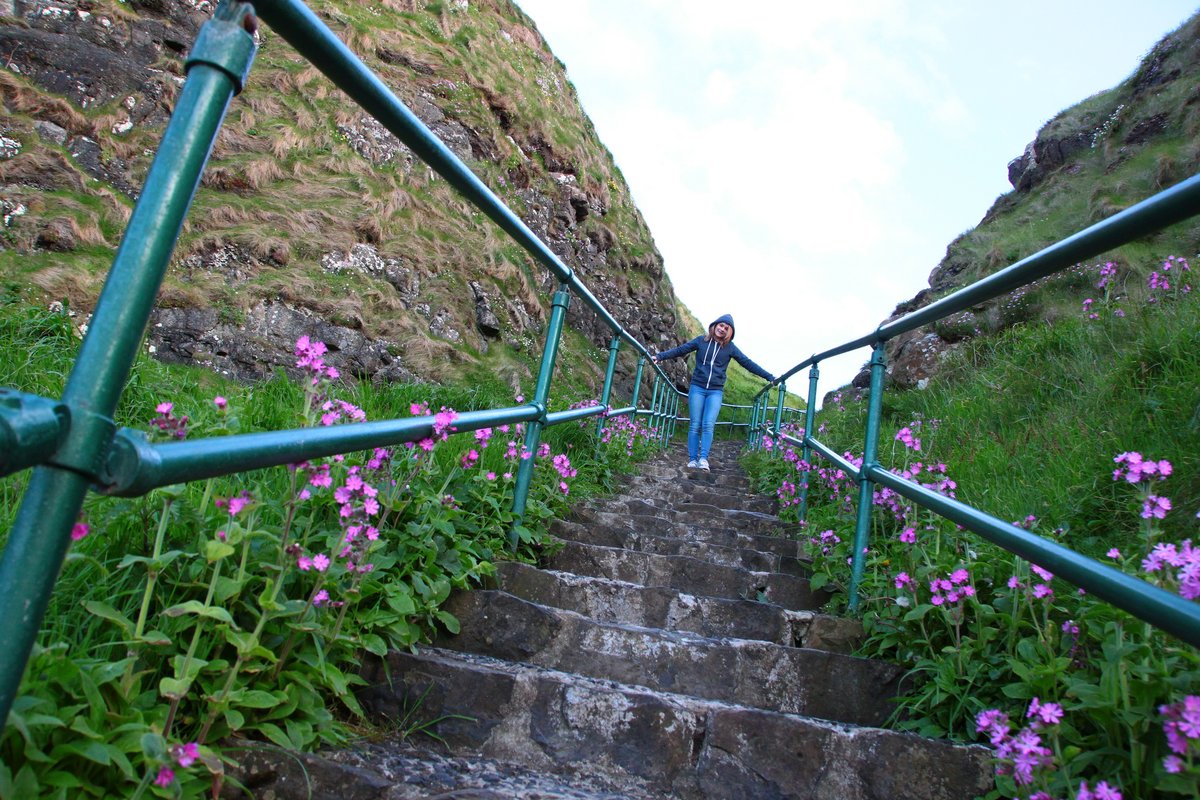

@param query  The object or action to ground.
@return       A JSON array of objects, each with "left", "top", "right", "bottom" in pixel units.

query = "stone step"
[
  {"left": 546, "top": 538, "right": 822, "bottom": 610},
  {"left": 492, "top": 562, "right": 859, "bottom": 652},
  {"left": 591, "top": 501, "right": 797, "bottom": 539},
  {"left": 438, "top": 589, "right": 902, "bottom": 725},
  {"left": 637, "top": 465, "right": 751, "bottom": 489},
  {"left": 550, "top": 519, "right": 808, "bottom": 577},
  {"left": 616, "top": 479, "right": 777, "bottom": 514},
  {"left": 561, "top": 509, "right": 805, "bottom": 561},
  {"left": 358, "top": 647, "right": 994, "bottom": 800}
]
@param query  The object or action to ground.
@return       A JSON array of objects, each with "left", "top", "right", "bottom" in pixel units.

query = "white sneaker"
[
  {"left": 698, "top": 458, "right": 710, "bottom": 471},
  {"left": 687, "top": 459, "right": 698, "bottom": 468}
]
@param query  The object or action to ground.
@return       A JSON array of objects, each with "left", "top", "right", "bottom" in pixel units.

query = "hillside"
[
  {"left": 870, "top": 11, "right": 1200, "bottom": 393},
  {"left": 0, "top": 0, "right": 693, "bottom": 401}
]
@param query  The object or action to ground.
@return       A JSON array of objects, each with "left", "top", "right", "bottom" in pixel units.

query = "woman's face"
[{"left": 714, "top": 322, "right": 731, "bottom": 338}]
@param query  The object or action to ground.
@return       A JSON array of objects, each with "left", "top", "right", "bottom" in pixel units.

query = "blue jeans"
[{"left": 687, "top": 384, "right": 724, "bottom": 461}]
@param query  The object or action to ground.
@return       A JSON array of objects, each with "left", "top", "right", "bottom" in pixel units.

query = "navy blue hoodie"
[{"left": 655, "top": 314, "right": 775, "bottom": 389}]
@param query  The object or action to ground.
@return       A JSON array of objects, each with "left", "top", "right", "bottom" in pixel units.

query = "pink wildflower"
[
  {"left": 312, "top": 553, "right": 330, "bottom": 572},
  {"left": 70, "top": 522, "right": 90, "bottom": 541},
  {"left": 173, "top": 742, "right": 200, "bottom": 768},
  {"left": 154, "top": 767, "right": 175, "bottom": 787}
]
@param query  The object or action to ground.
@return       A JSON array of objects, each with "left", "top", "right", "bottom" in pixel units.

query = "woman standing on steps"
[{"left": 652, "top": 314, "right": 776, "bottom": 471}]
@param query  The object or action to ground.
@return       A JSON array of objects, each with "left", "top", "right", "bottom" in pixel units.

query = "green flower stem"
[
  {"left": 269, "top": 576, "right": 326, "bottom": 681},
  {"left": 133, "top": 497, "right": 174, "bottom": 641},
  {"left": 198, "top": 563, "right": 288, "bottom": 744},
  {"left": 234, "top": 508, "right": 259, "bottom": 584},
  {"left": 163, "top": 556, "right": 223, "bottom": 739}
]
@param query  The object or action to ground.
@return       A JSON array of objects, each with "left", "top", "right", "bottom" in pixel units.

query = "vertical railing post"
[
  {"left": 631, "top": 356, "right": 646, "bottom": 410},
  {"left": 849, "top": 342, "right": 888, "bottom": 612},
  {"left": 0, "top": 1, "right": 257, "bottom": 727},
  {"left": 595, "top": 336, "right": 620, "bottom": 443},
  {"left": 798, "top": 363, "right": 820, "bottom": 522},
  {"left": 772, "top": 381, "right": 786, "bottom": 457},
  {"left": 649, "top": 376, "right": 662, "bottom": 446},
  {"left": 658, "top": 386, "right": 672, "bottom": 449},
  {"left": 672, "top": 388, "right": 681, "bottom": 443},
  {"left": 510, "top": 283, "right": 572, "bottom": 548}
]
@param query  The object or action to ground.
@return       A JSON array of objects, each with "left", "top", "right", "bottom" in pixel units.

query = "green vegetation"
[
  {"left": 743, "top": 256, "right": 1200, "bottom": 798},
  {"left": 0, "top": 296, "right": 662, "bottom": 797}
]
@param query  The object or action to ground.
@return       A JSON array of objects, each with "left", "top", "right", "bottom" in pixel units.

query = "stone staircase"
[{"left": 228, "top": 439, "right": 993, "bottom": 798}]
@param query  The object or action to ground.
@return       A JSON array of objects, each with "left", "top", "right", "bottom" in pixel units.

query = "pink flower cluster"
[
  {"left": 1112, "top": 452, "right": 1172, "bottom": 484},
  {"left": 151, "top": 401, "right": 188, "bottom": 440},
  {"left": 807, "top": 529, "right": 841, "bottom": 556},
  {"left": 295, "top": 335, "right": 340, "bottom": 383},
  {"left": 977, "top": 701, "right": 1122, "bottom": 797},
  {"left": 319, "top": 399, "right": 367, "bottom": 427},
  {"left": 929, "top": 568, "right": 975, "bottom": 606},
  {"left": 895, "top": 426, "right": 921, "bottom": 451},
  {"left": 1148, "top": 255, "right": 1192, "bottom": 299},
  {"left": 1142, "top": 540, "right": 1200, "bottom": 600},
  {"left": 153, "top": 741, "right": 201, "bottom": 788},
  {"left": 1160, "top": 695, "right": 1200, "bottom": 775},
  {"left": 1009, "top": 563, "right": 1056, "bottom": 601}
]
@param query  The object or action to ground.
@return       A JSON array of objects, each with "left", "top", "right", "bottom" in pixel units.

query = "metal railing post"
[
  {"left": 648, "top": 377, "right": 662, "bottom": 445},
  {"left": 798, "top": 363, "right": 819, "bottom": 522},
  {"left": 0, "top": 1, "right": 257, "bottom": 727},
  {"left": 596, "top": 336, "right": 620, "bottom": 442},
  {"left": 667, "top": 391, "right": 679, "bottom": 444},
  {"left": 849, "top": 342, "right": 887, "bottom": 612},
  {"left": 510, "top": 284, "right": 571, "bottom": 547},
  {"left": 772, "top": 382, "right": 786, "bottom": 457},
  {"left": 630, "top": 357, "right": 646, "bottom": 409}
]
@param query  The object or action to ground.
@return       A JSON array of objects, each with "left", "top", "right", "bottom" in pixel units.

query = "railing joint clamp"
[
  {"left": 0, "top": 388, "right": 70, "bottom": 478},
  {"left": 43, "top": 403, "right": 118, "bottom": 482},
  {"left": 185, "top": 4, "right": 258, "bottom": 93}
]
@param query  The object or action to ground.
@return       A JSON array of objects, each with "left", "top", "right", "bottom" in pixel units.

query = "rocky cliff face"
[
  {"left": 858, "top": 12, "right": 1200, "bottom": 395},
  {"left": 0, "top": 0, "right": 689, "bottom": 396}
]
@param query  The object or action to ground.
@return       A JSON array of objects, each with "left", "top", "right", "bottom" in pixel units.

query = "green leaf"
[
  {"left": 83, "top": 601, "right": 134, "bottom": 634},
  {"left": 360, "top": 633, "right": 388, "bottom": 657},
  {"left": 254, "top": 722, "right": 292, "bottom": 749},
  {"left": 137, "top": 629, "right": 173, "bottom": 647},
  {"left": 224, "top": 707, "right": 245, "bottom": 732},
  {"left": 162, "top": 600, "right": 235, "bottom": 625},
  {"left": 159, "top": 676, "right": 191, "bottom": 700},
  {"left": 204, "top": 540, "right": 237, "bottom": 563},
  {"left": 142, "top": 729, "right": 169, "bottom": 762},
  {"left": 228, "top": 689, "right": 281, "bottom": 709},
  {"left": 434, "top": 610, "right": 461, "bottom": 634},
  {"left": 386, "top": 591, "right": 416, "bottom": 615}
]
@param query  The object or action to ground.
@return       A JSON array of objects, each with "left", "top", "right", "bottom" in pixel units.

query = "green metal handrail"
[
  {"left": 753, "top": 172, "right": 1200, "bottom": 646},
  {"left": 0, "top": 0, "right": 684, "bottom": 728}
]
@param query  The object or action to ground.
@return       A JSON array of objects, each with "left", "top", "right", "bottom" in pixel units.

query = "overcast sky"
[{"left": 513, "top": 1, "right": 1198, "bottom": 395}]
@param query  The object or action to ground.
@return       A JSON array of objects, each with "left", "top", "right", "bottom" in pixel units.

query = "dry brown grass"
[
  {"left": 29, "top": 265, "right": 105, "bottom": 308},
  {"left": 0, "top": 72, "right": 93, "bottom": 135},
  {"left": 0, "top": 151, "right": 89, "bottom": 192}
]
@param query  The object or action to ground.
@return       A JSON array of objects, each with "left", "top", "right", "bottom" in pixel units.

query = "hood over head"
[{"left": 709, "top": 314, "right": 735, "bottom": 341}]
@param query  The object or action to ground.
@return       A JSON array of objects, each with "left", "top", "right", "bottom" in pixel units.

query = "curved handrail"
[
  {"left": 744, "top": 172, "right": 1200, "bottom": 649},
  {"left": 756, "top": 172, "right": 1200, "bottom": 398}
]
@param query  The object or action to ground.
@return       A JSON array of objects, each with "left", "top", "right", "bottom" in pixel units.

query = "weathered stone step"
[
  {"left": 225, "top": 738, "right": 643, "bottom": 799},
  {"left": 550, "top": 519, "right": 807, "bottom": 577},
  {"left": 560, "top": 509, "right": 804, "bottom": 561},
  {"left": 546, "top": 538, "right": 822, "bottom": 609},
  {"left": 599, "top": 501, "right": 797, "bottom": 538},
  {"left": 637, "top": 465, "right": 751, "bottom": 489},
  {"left": 439, "top": 589, "right": 901, "bottom": 725},
  {"left": 358, "top": 647, "right": 994, "bottom": 800},
  {"left": 616, "top": 479, "right": 777, "bottom": 513},
  {"left": 490, "top": 562, "right": 857, "bottom": 649}
]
